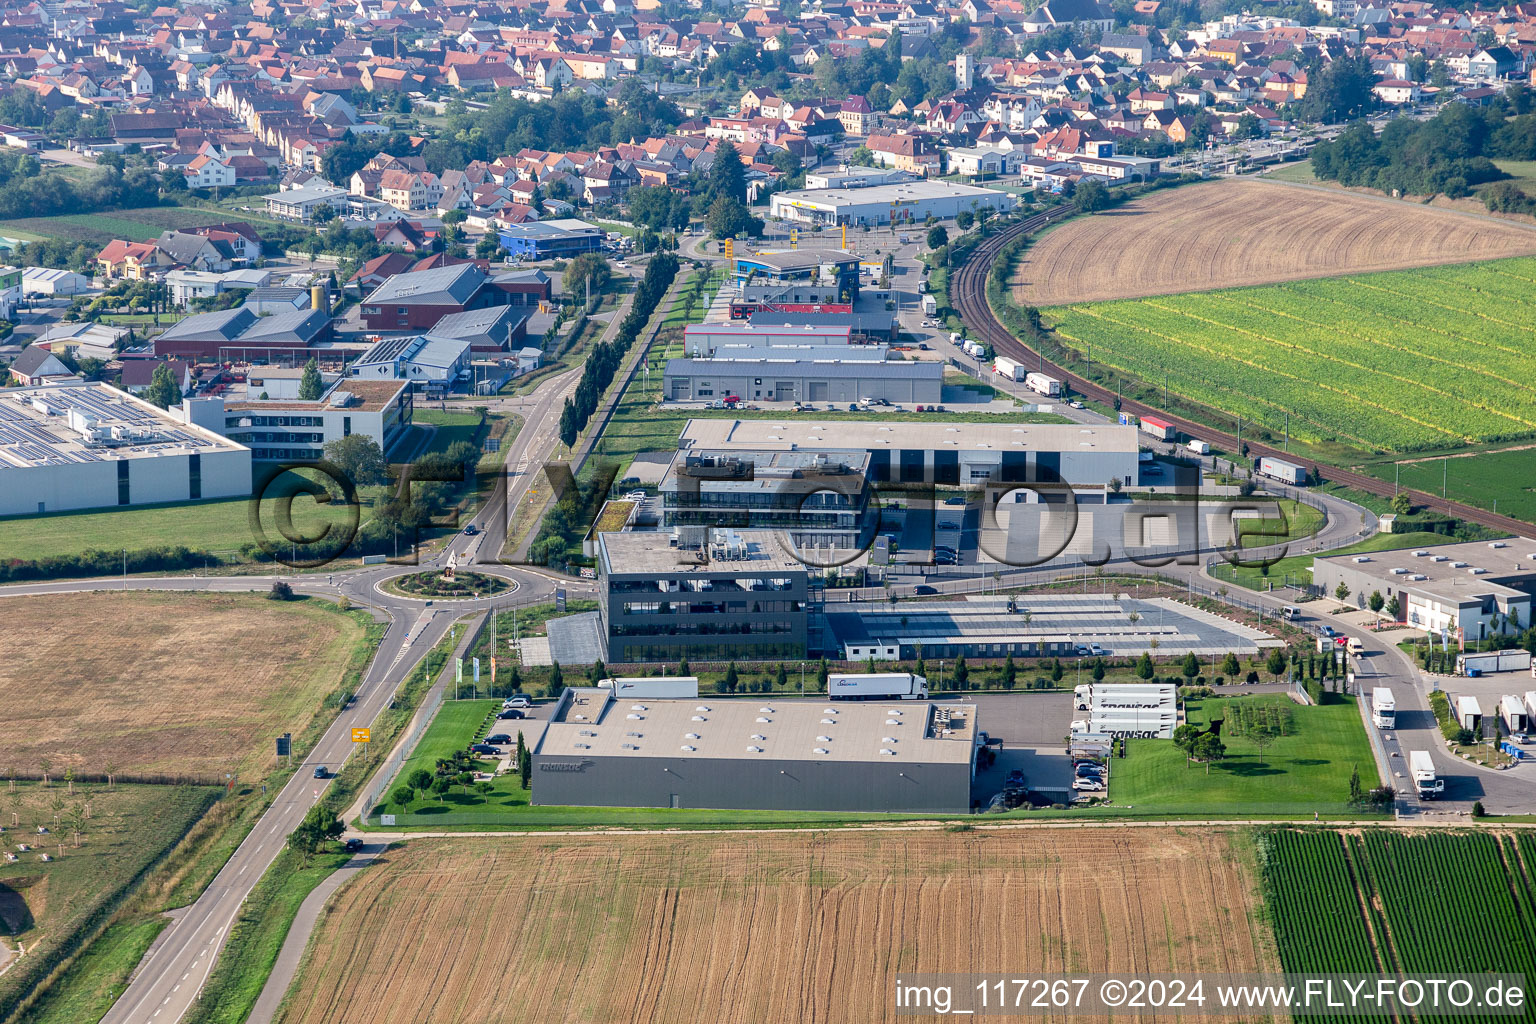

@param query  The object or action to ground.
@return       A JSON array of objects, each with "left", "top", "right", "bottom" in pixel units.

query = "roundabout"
[{"left": 378, "top": 569, "right": 516, "bottom": 601}]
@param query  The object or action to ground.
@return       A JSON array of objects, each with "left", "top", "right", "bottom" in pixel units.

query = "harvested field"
[
  {"left": 1012, "top": 178, "right": 1536, "bottom": 306},
  {"left": 0, "top": 592, "right": 368, "bottom": 778},
  {"left": 276, "top": 829, "right": 1277, "bottom": 1024}
]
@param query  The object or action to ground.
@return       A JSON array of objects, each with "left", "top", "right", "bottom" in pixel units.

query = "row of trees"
[
  {"left": 556, "top": 251, "right": 680, "bottom": 449},
  {"left": 1311, "top": 97, "right": 1536, "bottom": 197}
]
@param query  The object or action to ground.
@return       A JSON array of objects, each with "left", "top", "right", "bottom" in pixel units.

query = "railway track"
[{"left": 950, "top": 211, "right": 1536, "bottom": 539}]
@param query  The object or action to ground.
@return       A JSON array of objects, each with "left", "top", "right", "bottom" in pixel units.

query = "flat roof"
[
  {"left": 226, "top": 378, "right": 408, "bottom": 413},
  {"left": 773, "top": 181, "right": 1014, "bottom": 208},
  {"left": 678, "top": 418, "right": 1139, "bottom": 454},
  {"left": 666, "top": 358, "right": 935, "bottom": 377},
  {"left": 0, "top": 381, "right": 246, "bottom": 469},
  {"left": 1316, "top": 538, "right": 1536, "bottom": 604},
  {"left": 733, "top": 249, "right": 858, "bottom": 272},
  {"left": 540, "top": 688, "right": 976, "bottom": 765},
  {"left": 599, "top": 528, "right": 804, "bottom": 575}
]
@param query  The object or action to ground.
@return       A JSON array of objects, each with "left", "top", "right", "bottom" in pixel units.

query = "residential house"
[{"left": 96, "top": 240, "right": 175, "bottom": 281}]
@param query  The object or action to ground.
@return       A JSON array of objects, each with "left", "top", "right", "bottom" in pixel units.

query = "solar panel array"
[{"left": 0, "top": 387, "right": 224, "bottom": 469}]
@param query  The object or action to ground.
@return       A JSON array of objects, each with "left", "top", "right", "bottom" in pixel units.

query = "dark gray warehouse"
[{"left": 532, "top": 688, "right": 979, "bottom": 812}]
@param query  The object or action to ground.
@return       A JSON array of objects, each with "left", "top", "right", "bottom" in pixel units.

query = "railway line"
[{"left": 949, "top": 210, "right": 1536, "bottom": 540}]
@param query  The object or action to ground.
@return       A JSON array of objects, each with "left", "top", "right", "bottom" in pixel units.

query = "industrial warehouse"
[
  {"left": 768, "top": 181, "right": 1017, "bottom": 227},
  {"left": 663, "top": 350, "right": 943, "bottom": 405},
  {"left": 531, "top": 685, "right": 978, "bottom": 812},
  {"left": 0, "top": 381, "right": 251, "bottom": 516}
]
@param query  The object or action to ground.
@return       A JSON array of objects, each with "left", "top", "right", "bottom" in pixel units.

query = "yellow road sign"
[{"left": 351, "top": 728, "right": 371, "bottom": 743}]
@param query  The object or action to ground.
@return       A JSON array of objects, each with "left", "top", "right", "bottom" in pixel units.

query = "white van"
[{"left": 1281, "top": 605, "right": 1300, "bottom": 620}]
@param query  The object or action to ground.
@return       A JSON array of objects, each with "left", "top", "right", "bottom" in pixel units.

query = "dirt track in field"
[
  {"left": 0, "top": 591, "right": 364, "bottom": 777},
  {"left": 1012, "top": 178, "right": 1536, "bottom": 306},
  {"left": 275, "top": 829, "right": 1278, "bottom": 1024}
]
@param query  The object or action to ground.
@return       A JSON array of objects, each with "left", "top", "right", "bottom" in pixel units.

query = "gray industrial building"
[
  {"left": 684, "top": 322, "right": 855, "bottom": 356},
  {"left": 1312, "top": 539, "right": 1536, "bottom": 644},
  {"left": 663, "top": 353, "right": 942, "bottom": 404},
  {"left": 598, "top": 528, "right": 810, "bottom": 663},
  {"left": 678, "top": 418, "right": 1140, "bottom": 490},
  {"left": 531, "top": 686, "right": 978, "bottom": 812}
]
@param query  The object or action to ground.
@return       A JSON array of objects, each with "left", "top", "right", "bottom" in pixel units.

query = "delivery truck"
[
  {"left": 1138, "top": 415, "right": 1175, "bottom": 442},
  {"left": 1186, "top": 439, "right": 1211, "bottom": 456},
  {"left": 827, "top": 672, "right": 929, "bottom": 700},
  {"left": 1258, "top": 456, "right": 1307, "bottom": 486},
  {"left": 994, "top": 356, "right": 1024, "bottom": 382},
  {"left": 1024, "top": 372, "right": 1061, "bottom": 398},
  {"left": 1410, "top": 749, "right": 1444, "bottom": 799},
  {"left": 1371, "top": 687, "right": 1395, "bottom": 729},
  {"left": 921, "top": 294, "right": 937, "bottom": 316},
  {"left": 599, "top": 676, "right": 700, "bottom": 699}
]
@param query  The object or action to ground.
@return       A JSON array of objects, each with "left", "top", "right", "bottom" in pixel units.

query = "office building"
[
  {"left": 769, "top": 181, "right": 1016, "bottom": 227},
  {"left": 180, "top": 379, "right": 412, "bottom": 463},
  {"left": 662, "top": 353, "right": 942, "bottom": 404},
  {"left": 597, "top": 528, "right": 809, "bottom": 663}
]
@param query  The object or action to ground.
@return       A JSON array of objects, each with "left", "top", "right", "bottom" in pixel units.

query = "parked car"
[
  {"left": 485, "top": 734, "right": 512, "bottom": 745},
  {"left": 944, "top": 496, "right": 967, "bottom": 506},
  {"left": 503, "top": 695, "right": 532, "bottom": 708},
  {"left": 1075, "top": 645, "right": 1091, "bottom": 656},
  {"left": 1004, "top": 769, "right": 1025, "bottom": 789},
  {"left": 914, "top": 585, "right": 938, "bottom": 595},
  {"left": 469, "top": 743, "right": 500, "bottom": 756},
  {"left": 1073, "top": 777, "right": 1106, "bottom": 792},
  {"left": 938, "top": 521, "right": 960, "bottom": 531},
  {"left": 1089, "top": 643, "right": 1105, "bottom": 656},
  {"left": 497, "top": 709, "right": 526, "bottom": 720},
  {"left": 1068, "top": 400, "right": 1084, "bottom": 410},
  {"left": 313, "top": 766, "right": 327, "bottom": 779}
]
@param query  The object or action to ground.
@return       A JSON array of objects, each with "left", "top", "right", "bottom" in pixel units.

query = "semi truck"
[
  {"left": 1138, "top": 415, "right": 1175, "bottom": 442},
  {"left": 1371, "top": 687, "right": 1396, "bottom": 729},
  {"left": 827, "top": 672, "right": 929, "bottom": 700},
  {"left": 1024, "top": 372, "right": 1061, "bottom": 398},
  {"left": 994, "top": 356, "right": 1024, "bottom": 382},
  {"left": 1409, "top": 749, "right": 1444, "bottom": 799},
  {"left": 1258, "top": 456, "right": 1307, "bottom": 486},
  {"left": 1186, "top": 439, "right": 1211, "bottom": 456},
  {"left": 599, "top": 676, "right": 701, "bottom": 699},
  {"left": 921, "top": 294, "right": 937, "bottom": 316}
]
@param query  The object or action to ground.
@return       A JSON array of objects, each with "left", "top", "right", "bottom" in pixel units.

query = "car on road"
[
  {"left": 914, "top": 585, "right": 938, "bottom": 595},
  {"left": 313, "top": 766, "right": 327, "bottom": 779},
  {"left": 343, "top": 837, "right": 364, "bottom": 852},
  {"left": 463, "top": 524, "right": 478, "bottom": 535},
  {"left": 938, "top": 521, "right": 960, "bottom": 530},
  {"left": 1318, "top": 625, "right": 1336, "bottom": 638},
  {"left": 485, "top": 733, "right": 512, "bottom": 745},
  {"left": 503, "top": 695, "right": 532, "bottom": 708},
  {"left": 1068, "top": 400, "right": 1084, "bottom": 410},
  {"left": 944, "top": 496, "right": 967, "bottom": 506}
]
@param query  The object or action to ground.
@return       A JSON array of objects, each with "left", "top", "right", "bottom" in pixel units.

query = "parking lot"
[{"left": 962, "top": 693, "right": 1081, "bottom": 809}]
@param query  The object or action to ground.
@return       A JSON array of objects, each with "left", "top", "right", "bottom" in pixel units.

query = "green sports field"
[{"left": 1045, "top": 256, "right": 1536, "bottom": 453}]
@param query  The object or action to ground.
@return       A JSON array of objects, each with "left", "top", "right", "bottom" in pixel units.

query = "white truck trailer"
[
  {"left": 1456, "top": 649, "right": 1532, "bottom": 676},
  {"left": 1409, "top": 749, "right": 1444, "bottom": 799},
  {"left": 827, "top": 672, "right": 929, "bottom": 700},
  {"left": 993, "top": 356, "right": 1024, "bottom": 382},
  {"left": 1024, "top": 372, "right": 1061, "bottom": 398},
  {"left": 921, "top": 294, "right": 937, "bottom": 316},
  {"left": 1371, "top": 686, "right": 1395, "bottom": 729},
  {"left": 599, "top": 676, "right": 700, "bottom": 699},
  {"left": 1258, "top": 456, "right": 1307, "bottom": 485}
]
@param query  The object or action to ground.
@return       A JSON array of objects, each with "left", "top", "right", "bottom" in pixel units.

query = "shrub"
[{"left": 267, "top": 580, "right": 295, "bottom": 601}]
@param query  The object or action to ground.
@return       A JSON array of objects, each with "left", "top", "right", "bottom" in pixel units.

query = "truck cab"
[{"left": 1347, "top": 637, "right": 1365, "bottom": 657}]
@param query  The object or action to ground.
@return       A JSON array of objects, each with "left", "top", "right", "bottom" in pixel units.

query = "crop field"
[
  {"left": 0, "top": 592, "right": 369, "bottom": 778},
  {"left": 1044, "top": 256, "right": 1536, "bottom": 452},
  {"left": 1361, "top": 446, "right": 1536, "bottom": 523},
  {"left": 276, "top": 829, "right": 1276, "bottom": 1024},
  {"left": 1013, "top": 178, "right": 1536, "bottom": 306},
  {"left": 1261, "top": 829, "right": 1536, "bottom": 1021}
]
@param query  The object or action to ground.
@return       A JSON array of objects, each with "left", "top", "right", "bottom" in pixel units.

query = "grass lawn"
[
  {"left": 1209, "top": 529, "right": 1487, "bottom": 593},
  {"left": 0, "top": 205, "right": 272, "bottom": 248},
  {"left": 0, "top": 468, "right": 366, "bottom": 563},
  {"left": 0, "top": 784, "right": 219, "bottom": 1020},
  {"left": 1491, "top": 159, "right": 1536, "bottom": 193},
  {"left": 1110, "top": 694, "right": 1376, "bottom": 816},
  {"left": 1263, "top": 160, "right": 1319, "bottom": 184}
]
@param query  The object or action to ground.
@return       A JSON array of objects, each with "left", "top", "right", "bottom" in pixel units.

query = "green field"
[
  {"left": 0, "top": 205, "right": 276, "bottom": 248},
  {"left": 1045, "top": 257, "right": 1536, "bottom": 452},
  {"left": 1360, "top": 446, "right": 1536, "bottom": 523},
  {"left": 1261, "top": 829, "right": 1536, "bottom": 1013},
  {"left": 1110, "top": 695, "right": 1376, "bottom": 816},
  {"left": 0, "top": 785, "right": 218, "bottom": 1021}
]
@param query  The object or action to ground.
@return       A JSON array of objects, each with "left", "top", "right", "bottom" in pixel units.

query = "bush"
[
  {"left": 0, "top": 545, "right": 221, "bottom": 582},
  {"left": 267, "top": 580, "right": 295, "bottom": 601},
  {"left": 1455, "top": 727, "right": 1476, "bottom": 745}
]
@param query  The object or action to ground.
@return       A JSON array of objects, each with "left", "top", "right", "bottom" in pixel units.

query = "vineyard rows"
[
  {"left": 1045, "top": 256, "right": 1536, "bottom": 452},
  {"left": 1260, "top": 829, "right": 1536, "bottom": 1023}
]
